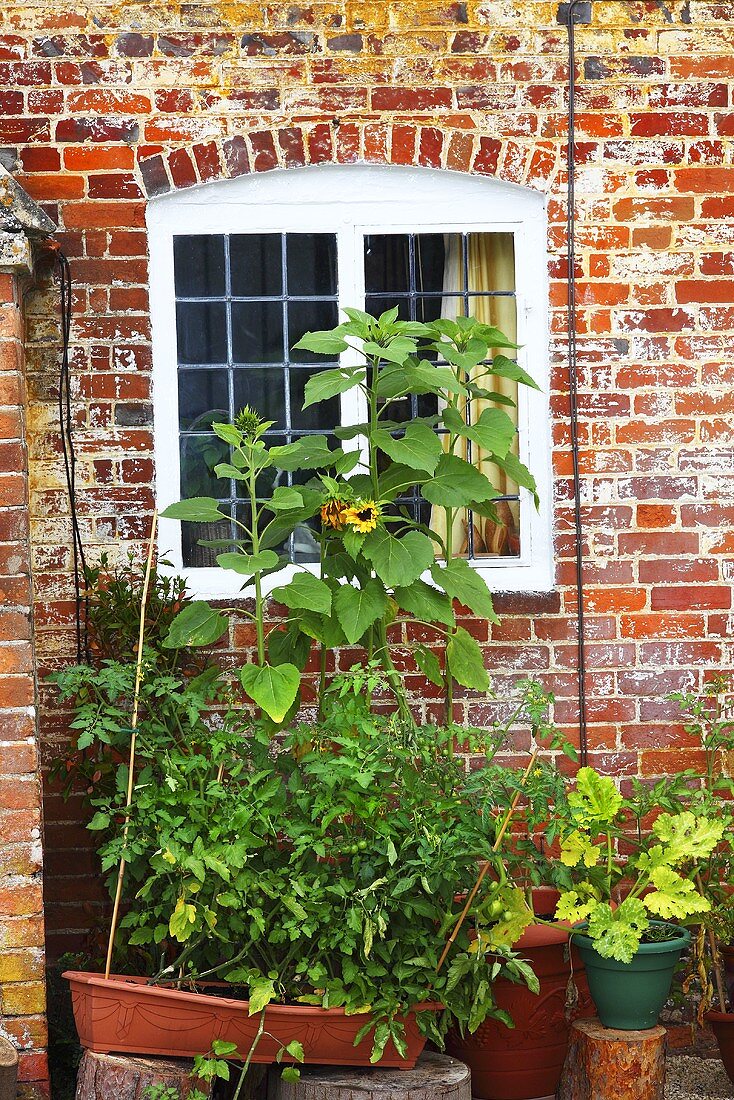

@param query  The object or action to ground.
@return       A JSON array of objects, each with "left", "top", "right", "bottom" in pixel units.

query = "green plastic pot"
[{"left": 573, "top": 922, "right": 690, "bottom": 1030}]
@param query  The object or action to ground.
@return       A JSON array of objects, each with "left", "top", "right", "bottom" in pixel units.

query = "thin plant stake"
[
  {"left": 437, "top": 746, "right": 539, "bottom": 972},
  {"left": 104, "top": 510, "right": 158, "bottom": 980}
]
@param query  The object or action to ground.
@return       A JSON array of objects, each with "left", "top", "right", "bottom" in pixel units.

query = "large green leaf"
[
  {"left": 213, "top": 462, "right": 247, "bottom": 481},
  {"left": 651, "top": 812, "right": 725, "bottom": 864},
  {"left": 407, "top": 362, "right": 467, "bottom": 395},
  {"left": 240, "top": 662, "right": 300, "bottom": 723},
  {"left": 470, "top": 408, "right": 517, "bottom": 459},
  {"left": 421, "top": 454, "right": 498, "bottom": 508},
  {"left": 446, "top": 627, "right": 490, "bottom": 691},
  {"left": 303, "top": 368, "right": 366, "bottom": 409},
  {"left": 333, "top": 580, "right": 388, "bottom": 644},
  {"left": 413, "top": 644, "right": 443, "bottom": 687},
  {"left": 363, "top": 336, "right": 416, "bottom": 365},
  {"left": 267, "top": 625, "right": 312, "bottom": 671},
  {"left": 216, "top": 550, "right": 280, "bottom": 576},
  {"left": 442, "top": 406, "right": 516, "bottom": 458},
  {"left": 361, "top": 529, "right": 434, "bottom": 588},
  {"left": 393, "top": 580, "right": 454, "bottom": 628},
  {"left": 373, "top": 423, "right": 442, "bottom": 474},
  {"left": 271, "top": 572, "right": 332, "bottom": 615},
  {"left": 269, "top": 435, "right": 335, "bottom": 471},
  {"left": 430, "top": 559, "right": 499, "bottom": 622},
  {"left": 587, "top": 899, "right": 648, "bottom": 964},
  {"left": 160, "top": 497, "right": 227, "bottom": 523},
  {"left": 267, "top": 486, "right": 304, "bottom": 511},
  {"left": 568, "top": 767, "right": 623, "bottom": 827},
  {"left": 645, "top": 867, "right": 710, "bottom": 920},
  {"left": 163, "top": 602, "right": 229, "bottom": 649},
  {"left": 490, "top": 451, "right": 539, "bottom": 506},
  {"left": 292, "top": 331, "right": 350, "bottom": 355},
  {"left": 293, "top": 609, "right": 346, "bottom": 648},
  {"left": 490, "top": 354, "right": 541, "bottom": 391}
]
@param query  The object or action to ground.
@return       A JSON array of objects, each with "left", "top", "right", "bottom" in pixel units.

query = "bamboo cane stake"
[
  {"left": 696, "top": 873, "right": 727, "bottom": 1014},
  {"left": 437, "top": 745, "right": 539, "bottom": 972},
  {"left": 104, "top": 510, "right": 158, "bottom": 980}
]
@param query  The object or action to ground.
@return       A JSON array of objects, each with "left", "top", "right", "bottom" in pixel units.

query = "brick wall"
[
  {"left": 2, "top": 0, "right": 731, "bottom": 958},
  {"left": 0, "top": 258, "right": 48, "bottom": 1098}
]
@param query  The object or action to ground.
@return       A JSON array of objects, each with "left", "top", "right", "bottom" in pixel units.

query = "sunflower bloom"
[
  {"left": 343, "top": 501, "right": 381, "bottom": 534},
  {"left": 320, "top": 499, "right": 348, "bottom": 530}
]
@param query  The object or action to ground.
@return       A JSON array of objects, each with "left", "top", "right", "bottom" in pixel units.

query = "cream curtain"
[{"left": 432, "top": 233, "right": 520, "bottom": 558}]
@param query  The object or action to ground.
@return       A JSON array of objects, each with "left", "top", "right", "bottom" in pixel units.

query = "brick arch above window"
[{"left": 136, "top": 122, "right": 561, "bottom": 199}]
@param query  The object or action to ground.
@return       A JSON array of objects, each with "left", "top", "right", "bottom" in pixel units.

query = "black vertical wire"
[
  {"left": 566, "top": 0, "right": 589, "bottom": 765},
  {"left": 55, "top": 248, "right": 89, "bottom": 662}
]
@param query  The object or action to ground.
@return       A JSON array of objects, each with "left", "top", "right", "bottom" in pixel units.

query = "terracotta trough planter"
[
  {"left": 63, "top": 972, "right": 436, "bottom": 1068},
  {"left": 445, "top": 888, "right": 594, "bottom": 1100}
]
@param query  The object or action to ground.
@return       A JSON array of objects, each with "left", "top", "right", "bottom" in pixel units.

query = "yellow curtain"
[{"left": 432, "top": 233, "right": 520, "bottom": 558}]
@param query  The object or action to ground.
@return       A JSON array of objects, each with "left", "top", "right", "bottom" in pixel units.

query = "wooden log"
[
  {"left": 75, "top": 1050, "right": 213, "bottom": 1100},
  {"left": 0, "top": 1037, "right": 18, "bottom": 1100},
  {"left": 557, "top": 1017, "right": 666, "bottom": 1100},
  {"left": 268, "top": 1052, "right": 471, "bottom": 1100}
]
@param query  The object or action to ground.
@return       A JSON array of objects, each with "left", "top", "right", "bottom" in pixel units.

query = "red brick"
[
  {"left": 391, "top": 124, "right": 416, "bottom": 165},
  {"left": 307, "top": 123, "right": 333, "bottom": 163},
  {"left": 88, "top": 173, "right": 143, "bottom": 199},
  {"left": 371, "top": 87, "right": 452, "bottom": 111},
  {"left": 62, "top": 201, "right": 145, "bottom": 230},
  {"left": 278, "top": 127, "right": 306, "bottom": 168},
  {"left": 651, "top": 586, "right": 731, "bottom": 612},
  {"left": 249, "top": 131, "right": 278, "bottom": 173},
  {"left": 629, "top": 112, "right": 709, "bottom": 137}
]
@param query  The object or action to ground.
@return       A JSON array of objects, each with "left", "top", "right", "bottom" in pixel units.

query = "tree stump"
[
  {"left": 0, "top": 1037, "right": 18, "bottom": 1100},
  {"left": 75, "top": 1050, "right": 213, "bottom": 1100},
  {"left": 557, "top": 1017, "right": 666, "bottom": 1100},
  {"left": 268, "top": 1052, "right": 471, "bottom": 1100}
]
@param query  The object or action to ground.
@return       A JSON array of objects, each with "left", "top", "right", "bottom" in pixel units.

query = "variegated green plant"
[{"left": 555, "top": 767, "right": 725, "bottom": 963}]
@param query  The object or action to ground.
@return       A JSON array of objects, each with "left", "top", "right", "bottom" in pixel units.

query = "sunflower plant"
[{"left": 162, "top": 307, "right": 540, "bottom": 725}]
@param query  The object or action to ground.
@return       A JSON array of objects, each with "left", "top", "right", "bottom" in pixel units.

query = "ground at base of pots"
[
  {"left": 63, "top": 971, "right": 436, "bottom": 1069},
  {"left": 666, "top": 1054, "right": 734, "bottom": 1099}
]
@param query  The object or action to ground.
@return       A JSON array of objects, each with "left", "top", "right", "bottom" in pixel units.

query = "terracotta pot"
[
  {"left": 445, "top": 887, "right": 594, "bottom": 1100},
  {"left": 706, "top": 1011, "right": 734, "bottom": 1085},
  {"left": 63, "top": 971, "right": 437, "bottom": 1068}
]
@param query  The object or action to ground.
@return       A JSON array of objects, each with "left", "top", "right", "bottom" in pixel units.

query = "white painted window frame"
[{"left": 148, "top": 164, "right": 553, "bottom": 600}]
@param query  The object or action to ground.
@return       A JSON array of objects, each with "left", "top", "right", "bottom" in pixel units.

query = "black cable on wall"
[
  {"left": 563, "top": 0, "right": 592, "bottom": 766},
  {"left": 52, "top": 245, "right": 89, "bottom": 663}
]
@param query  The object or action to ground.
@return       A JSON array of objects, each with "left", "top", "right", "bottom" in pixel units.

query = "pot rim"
[{"left": 62, "top": 971, "right": 443, "bottom": 1016}]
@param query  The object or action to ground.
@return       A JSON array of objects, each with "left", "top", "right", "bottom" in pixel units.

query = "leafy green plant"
[
  {"left": 161, "top": 309, "right": 540, "bottom": 725},
  {"left": 555, "top": 767, "right": 725, "bottom": 963},
  {"left": 66, "top": 660, "right": 570, "bottom": 1061}
]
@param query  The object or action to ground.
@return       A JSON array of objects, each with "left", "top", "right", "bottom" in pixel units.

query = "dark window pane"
[
  {"left": 231, "top": 300, "right": 284, "bottom": 364},
  {"left": 287, "top": 234, "right": 337, "bottom": 296},
  {"left": 290, "top": 369, "right": 339, "bottom": 430},
  {"left": 288, "top": 300, "right": 339, "bottom": 363},
  {"left": 365, "top": 295, "right": 412, "bottom": 322},
  {"left": 182, "top": 516, "right": 233, "bottom": 568},
  {"left": 178, "top": 369, "right": 229, "bottom": 430},
  {"left": 230, "top": 234, "right": 283, "bottom": 298},
  {"left": 413, "top": 295, "right": 445, "bottom": 325},
  {"left": 174, "top": 236, "right": 225, "bottom": 298},
  {"left": 176, "top": 301, "right": 228, "bottom": 365},
  {"left": 233, "top": 367, "right": 286, "bottom": 425},
  {"left": 180, "top": 434, "right": 230, "bottom": 498},
  {"left": 413, "top": 234, "right": 447, "bottom": 293},
  {"left": 364, "top": 234, "right": 410, "bottom": 293}
]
